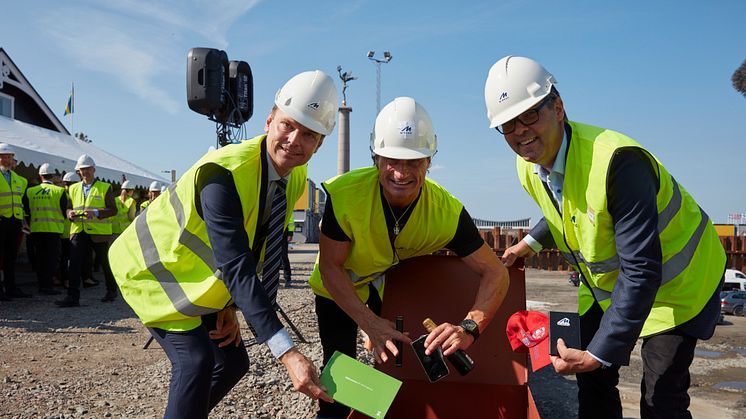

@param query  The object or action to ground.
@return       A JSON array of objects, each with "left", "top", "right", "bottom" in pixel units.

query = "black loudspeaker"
[
  {"left": 187, "top": 48, "right": 228, "bottom": 118},
  {"left": 223, "top": 60, "right": 253, "bottom": 125}
]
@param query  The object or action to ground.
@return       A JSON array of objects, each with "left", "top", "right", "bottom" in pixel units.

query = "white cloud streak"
[{"left": 39, "top": 0, "right": 262, "bottom": 113}]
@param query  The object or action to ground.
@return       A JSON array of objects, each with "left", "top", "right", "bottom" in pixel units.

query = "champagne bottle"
[{"left": 422, "top": 318, "right": 475, "bottom": 376}]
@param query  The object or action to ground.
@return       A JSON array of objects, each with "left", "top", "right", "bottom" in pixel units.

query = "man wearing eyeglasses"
[{"left": 485, "top": 56, "right": 725, "bottom": 419}]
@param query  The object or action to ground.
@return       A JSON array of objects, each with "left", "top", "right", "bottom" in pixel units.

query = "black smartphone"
[
  {"left": 549, "top": 311, "right": 581, "bottom": 356},
  {"left": 411, "top": 335, "right": 449, "bottom": 383}
]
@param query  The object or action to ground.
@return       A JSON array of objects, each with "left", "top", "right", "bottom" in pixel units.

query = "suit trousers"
[
  {"left": 30, "top": 232, "right": 61, "bottom": 290},
  {"left": 66, "top": 232, "right": 116, "bottom": 301},
  {"left": 315, "top": 285, "right": 382, "bottom": 418},
  {"left": 0, "top": 217, "right": 22, "bottom": 295},
  {"left": 577, "top": 303, "right": 698, "bottom": 419},
  {"left": 149, "top": 312, "right": 249, "bottom": 419}
]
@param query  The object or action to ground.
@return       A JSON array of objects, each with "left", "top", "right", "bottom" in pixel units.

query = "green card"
[{"left": 320, "top": 351, "right": 403, "bottom": 419}]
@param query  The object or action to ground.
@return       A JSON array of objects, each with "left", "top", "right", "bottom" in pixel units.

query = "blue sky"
[{"left": 2, "top": 0, "right": 744, "bottom": 224}]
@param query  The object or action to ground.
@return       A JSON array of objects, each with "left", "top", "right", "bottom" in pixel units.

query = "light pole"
[
  {"left": 161, "top": 169, "right": 176, "bottom": 183},
  {"left": 367, "top": 50, "right": 392, "bottom": 113}
]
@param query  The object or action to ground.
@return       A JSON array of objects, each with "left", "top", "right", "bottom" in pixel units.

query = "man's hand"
[
  {"left": 550, "top": 338, "right": 602, "bottom": 374},
  {"left": 362, "top": 316, "right": 411, "bottom": 364},
  {"left": 501, "top": 240, "right": 535, "bottom": 267},
  {"left": 424, "top": 322, "right": 474, "bottom": 356},
  {"left": 208, "top": 307, "right": 242, "bottom": 348},
  {"left": 280, "top": 348, "right": 333, "bottom": 403}
]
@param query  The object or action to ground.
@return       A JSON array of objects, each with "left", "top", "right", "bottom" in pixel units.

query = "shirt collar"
[
  {"left": 534, "top": 130, "right": 568, "bottom": 180},
  {"left": 264, "top": 148, "right": 285, "bottom": 183}
]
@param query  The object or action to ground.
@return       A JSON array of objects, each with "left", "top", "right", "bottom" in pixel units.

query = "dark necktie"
[{"left": 261, "top": 179, "right": 287, "bottom": 303}]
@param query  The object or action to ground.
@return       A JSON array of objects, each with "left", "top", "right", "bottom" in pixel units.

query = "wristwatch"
[{"left": 459, "top": 319, "right": 480, "bottom": 342}]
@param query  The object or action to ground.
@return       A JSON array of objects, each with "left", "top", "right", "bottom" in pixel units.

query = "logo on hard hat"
[
  {"left": 307, "top": 102, "right": 320, "bottom": 110},
  {"left": 498, "top": 91, "right": 509, "bottom": 103},
  {"left": 398, "top": 121, "right": 414, "bottom": 137}
]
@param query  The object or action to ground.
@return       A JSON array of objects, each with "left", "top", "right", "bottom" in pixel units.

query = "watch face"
[{"left": 461, "top": 320, "right": 478, "bottom": 337}]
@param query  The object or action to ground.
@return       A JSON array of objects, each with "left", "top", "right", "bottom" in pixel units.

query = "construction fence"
[{"left": 477, "top": 227, "right": 746, "bottom": 273}]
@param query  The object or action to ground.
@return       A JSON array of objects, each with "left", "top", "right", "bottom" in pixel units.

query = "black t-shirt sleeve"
[
  {"left": 445, "top": 207, "right": 484, "bottom": 257},
  {"left": 320, "top": 194, "right": 351, "bottom": 242}
]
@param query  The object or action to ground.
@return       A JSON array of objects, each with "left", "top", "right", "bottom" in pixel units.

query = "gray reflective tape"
[
  {"left": 661, "top": 207, "right": 709, "bottom": 286},
  {"left": 31, "top": 217, "right": 64, "bottom": 224},
  {"left": 179, "top": 229, "right": 215, "bottom": 269},
  {"left": 135, "top": 210, "right": 215, "bottom": 317},
  {"left": 168, "top": 188, "right": 215, "bottom": 270},
  {"left": 576, "top": 251, "right": 620, "bottom": 275},
  {"left": 0, "top": 204, "right": 13, "bottom": 209},
  {"left": 657, "top": 178, "right": 682, "bottom": 233},
  {"left": 32, "top": 206, "right": 64, "bottom": 212},
  {"left": 0, "top": 192, "right": 12, "bottom": 197},
  {"left": 591, "top": 287, "right": 612, "bottom": 301}
]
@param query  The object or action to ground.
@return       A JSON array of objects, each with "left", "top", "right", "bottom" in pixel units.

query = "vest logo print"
[
  {"left": 556, "top": 317, "right": 571, "bottom": 327},
  {"left": 498, "top": 91, "right": 509, "bottom": 103},
  {"left": 307, "top": 102, "right": 320, "bottom": 110}
]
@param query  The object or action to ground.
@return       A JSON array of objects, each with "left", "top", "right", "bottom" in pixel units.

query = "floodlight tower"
[{"left": 367, "top": 50, "right": 392, "bottom": 113}]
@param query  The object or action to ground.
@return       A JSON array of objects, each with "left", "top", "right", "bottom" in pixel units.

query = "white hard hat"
[
  {"left": 38, "top": 163, "right": 55, "bottom": 175},
  {"left": 121, "top": 180, "right": 133, "bottom": 190},
  {"left": 160, "top": 185, "right": 167, "bottom": 193},
  {"left": 0, "top": 143, "right": 15, "bottom": 155},
  {"left": 62, "top": 172, "right": 78, "bottom": 182},
  {"left": 149, "top": 181, "right": 162, "bottom": 192},
  {"left": 370, "top": 97, "right": 437, "bottom": 160},
  {"left": 484, "top": 56, "right": 557, "bottom": 129},
  {"left": 274, "top": 70, "right": 338, "bottom": 136},
  {"left": 75, "top": 154, "right": 96, "bottom": 169}
]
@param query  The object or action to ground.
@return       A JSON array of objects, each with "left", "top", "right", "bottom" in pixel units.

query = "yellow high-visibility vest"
[{"left": 517, "top": 121, "right": 726, "bottom": 337}]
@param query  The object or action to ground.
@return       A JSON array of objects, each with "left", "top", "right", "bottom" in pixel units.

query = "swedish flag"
[{"left": 64, "top": 84, "right": 74, "bottom": 116}]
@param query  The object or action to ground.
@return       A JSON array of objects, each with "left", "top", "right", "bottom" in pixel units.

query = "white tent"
[{"left": 0, "top": 116, "right": 166, "bottom": 188}]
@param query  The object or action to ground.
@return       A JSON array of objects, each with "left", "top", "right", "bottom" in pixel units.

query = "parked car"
[
  {"left": 720, "top": 291, "right": 746, "bottom": 316},
  {"left": 723, "top": 268, "right": 746, "bottom": 291}
]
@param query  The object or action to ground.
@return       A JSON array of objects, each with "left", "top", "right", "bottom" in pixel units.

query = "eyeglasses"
[{"left": 495, "top": 95, "right": 554, "bottom": 135}]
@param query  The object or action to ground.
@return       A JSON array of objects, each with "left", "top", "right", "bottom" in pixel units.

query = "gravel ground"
[{"left": 1, "top": 244, "right": 744, "bottom": 418}]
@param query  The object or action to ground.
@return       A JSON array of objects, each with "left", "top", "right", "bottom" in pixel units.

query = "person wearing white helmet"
[
  {"left": 309, "top": 97, "right": 510, "bottom": 418},
  {"left": 56, "top": 154, "right": 118, "bottom": 307},
  {"left": 23, "top": 163, "right": 67, "bottom": 295},
  {"left": 58, "top": 171, "right": 78, "bottom": 289},
  {"left": 113, "top": 180, "right": 136, "bottom": 237},
  {"left": 108, "top": 70, "right": 338, "bottom": 418},
  {"left": 139, "top": 180, "right": 162, "bottom": 212},
  {"left": 486, "top": 56, "right": 725, "bottom": 418},
  {"left": 0, "top": 143, "right": 31, "bottom": 300}
]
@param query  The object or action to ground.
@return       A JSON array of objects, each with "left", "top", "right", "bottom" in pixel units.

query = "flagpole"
[{"left": 71, "top": 82, "right": 74, "bottom": 137}]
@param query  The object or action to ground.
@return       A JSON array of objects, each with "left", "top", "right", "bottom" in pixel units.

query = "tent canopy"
[{"left": 0, "top": 116, "right": 167, "bottom": 188}]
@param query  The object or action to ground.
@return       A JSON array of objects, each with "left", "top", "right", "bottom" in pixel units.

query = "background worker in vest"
[
  {"left": 0, "top": 143, "right": 30, "bottom": 300},
  {"left": 56, "top": 154, "right": 118, "bottom": 307},
  {"left": 282, "top": 220, "right": 294, "bottom": 287},
  {"left": 57, "top": 171, "right": 78, "bottom": 289},
  {"left": 113, "top": 180, "right": 136, "bottom": 237},
  {"left": 139, "top": 180, "right": 162, "bottom": 212},
  {"left": 311, "top": 97, "right": 510, "bottom": 419},
  {"left": 23, "top": 163, "right": 67, "bottom": 295},
  {"left": 485, "top": 56, "right": 726, "bottom": 418},
  {"left": 109, "top": 70, "right": 338, "bottom": 418}
]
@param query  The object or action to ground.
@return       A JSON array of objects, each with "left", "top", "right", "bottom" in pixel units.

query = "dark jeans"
[
  {"left": 315, "top": 285, "right": 382, "bottom": 418},
  {"left": 577, "top": 303, "right": 698, "bottom": 419},
  {"left": 0, "top": 217, "right": 22, "bottom": 294},
  {"left": 149, "top": 312, "right": 249, "bottom": 419},
  {"left": 59, "top": 238, "right": 71, "bottom": 284},
  {"left": 66, "top": 232, "right": 116, "bottom": 301},
  {"left": 31, "top": 232, "right": 61, "bottom": 290}
]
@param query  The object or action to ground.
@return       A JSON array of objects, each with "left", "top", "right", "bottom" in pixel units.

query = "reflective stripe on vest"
[
  {"left": 109, "top": 135, "right": 307, "bottom": 331},
  {"left": 517, "top": 121, "right": 725, "bottom": 337},
  {"left": 0, "top": 171, "right": 27, "bottom": 219},
  {"left": 27, "top": 184, "right": 66, "bottom": 234},
  {"left": 69, "top": 181, "right": 112, "bottom": 235},
  {"left": 308, "top": 166, "right": 464, "bottom": 302}
]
